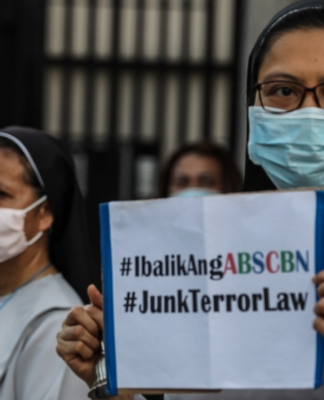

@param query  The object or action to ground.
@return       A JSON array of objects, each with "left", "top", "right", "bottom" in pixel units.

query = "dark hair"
[
  {"left": 0, "top": 137, "right": 45, "bottom": 197},
  {"left": 249, "top": 7, "right": 324, "bottom": 101},
  {"left": 158, "top": 142, "right": 243, "bottom": 197}
]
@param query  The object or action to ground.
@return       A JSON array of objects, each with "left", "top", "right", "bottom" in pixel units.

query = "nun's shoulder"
[
  {"left": 45, "top": 273, "right": 84, "bottom": 306},
  {"left": 16, "top": 273, "right": 84, "bottom": 313}
]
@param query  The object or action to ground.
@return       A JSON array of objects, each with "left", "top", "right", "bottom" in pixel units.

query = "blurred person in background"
[
  {"left": 159, "top": 142, "right": 243, "bottom": 198},
  {"left": 0, "top": 127, "right": 93, "bottom": 399}
]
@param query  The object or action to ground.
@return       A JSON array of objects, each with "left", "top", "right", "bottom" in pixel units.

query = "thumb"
[{"left": 87, "top": 284, "right": 103, "bottom": 309}]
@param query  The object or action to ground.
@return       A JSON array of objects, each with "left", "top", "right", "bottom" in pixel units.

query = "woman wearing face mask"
[
  {"left": 158, "top": 142, "right": 242, "bottom": 198},
  {"left": 57, "top": 1, "right": 324, "bottom": 399},
  {"left": 0, "top": 126, "right": 93, "bottom": 399}
]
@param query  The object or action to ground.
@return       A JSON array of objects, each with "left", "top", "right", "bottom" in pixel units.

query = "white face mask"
[{"left": 0, "top": 195, "right": 48, "bottom": 263}]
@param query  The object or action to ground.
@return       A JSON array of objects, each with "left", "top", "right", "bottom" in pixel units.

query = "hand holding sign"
[{"left": 56, "top": 285, "right": 102, "bottom": 388}]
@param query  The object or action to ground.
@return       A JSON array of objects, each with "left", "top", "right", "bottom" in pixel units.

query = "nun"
[
  {"left": 56, "top": 0, "right": 324, "bottom": 399},
  {"left": 0, "top": 126, "right": 93, "bottom": 399}
]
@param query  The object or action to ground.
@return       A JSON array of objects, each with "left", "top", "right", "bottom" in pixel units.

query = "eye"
[
  {"left": 0, "top": 190, "right": 9, "bottom": 198},
  {"left": 263, "top": 82, "right": 300, "bottom": 98},
  {"left": 173, "top": 176, "right": 189, "bottom": 189},
  {"left": 276, "top": 86, "right": 293, "bottom": 97}
]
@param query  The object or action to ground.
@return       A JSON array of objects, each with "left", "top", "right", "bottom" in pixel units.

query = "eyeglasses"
[{"left": 255, "top": 80, "right": 324, "bottom": 114}]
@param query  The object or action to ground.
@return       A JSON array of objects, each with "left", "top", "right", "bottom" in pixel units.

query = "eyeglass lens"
[{"left": 259, "top": 82, "right": 324, "bottom": 112}]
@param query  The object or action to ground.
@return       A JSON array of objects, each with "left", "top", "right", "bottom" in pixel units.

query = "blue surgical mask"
[
  {"left": 248, "top": 106, "right": 324, "bottom": 189},
  {"left": 170, "top": 188, "right": 219, "bottom": 198}
]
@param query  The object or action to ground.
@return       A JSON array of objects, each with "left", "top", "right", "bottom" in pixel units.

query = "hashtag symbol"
[
  {"left": 120, "top": 258, "right": 132, "bottom": 276},
  {"left": 124, "top": 292, "right": 137, "bottom": 312}
]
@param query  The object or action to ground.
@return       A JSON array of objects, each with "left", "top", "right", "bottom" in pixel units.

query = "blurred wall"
[
  {"left": 42, "top": 0, "right": 300, "bottom": 187},
  {"left": 40, "top": 0, "right": 245, "bottom": 203}
]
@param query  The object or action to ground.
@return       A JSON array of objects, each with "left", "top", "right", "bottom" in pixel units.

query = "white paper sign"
[{"left": 100, "top": 191, "right": 324, "bottom": 395}]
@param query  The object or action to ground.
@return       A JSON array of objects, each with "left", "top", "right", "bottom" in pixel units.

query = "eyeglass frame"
[{"left": 254, "top": 80, "right": 324, "bottom": 114}]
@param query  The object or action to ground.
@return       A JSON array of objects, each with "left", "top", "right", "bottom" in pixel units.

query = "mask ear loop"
[
  {"left": 24, "top": 195, "right": 48, "bottom": 246},
  {"left": 24, "top": 195, "right": 48, "bottom": 213},
  {"left": 27, "top": 231, "right": 44, "bottom": 246}
]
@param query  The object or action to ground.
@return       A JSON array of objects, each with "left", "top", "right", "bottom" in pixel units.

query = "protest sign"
[{"left": 100, "top": 190, "right": 324, "bottom": 396}]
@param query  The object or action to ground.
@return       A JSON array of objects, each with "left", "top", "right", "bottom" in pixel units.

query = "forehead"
[
  {"left": 0, "top": 149, "right": 39, "bottom": 208},
  {"left": 258, "top": 29, "right": 324, "bottom": 84},
  {"left": 0, "top": 148, "right": 28, "bottom": 186},
  {"left": 173, "top": 153, "right": 220, "bottom": 174}
]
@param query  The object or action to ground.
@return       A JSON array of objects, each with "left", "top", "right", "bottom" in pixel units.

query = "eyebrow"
[
  {"left": 261, "top": 72, "right": 324, "bottom": 84},
  {"left": 261, "top": 73, "right": 301, "bottom": 82}
]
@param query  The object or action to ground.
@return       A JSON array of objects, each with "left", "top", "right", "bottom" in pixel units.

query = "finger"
[
  {"left": 87, "top": 284, "right": 103, "bottom": 309},
  {"left": 314, "top": 316, "right": 324, "bottom": 337},
  {"left": 56, "top": 337, "right": 95, "bottom": 361},
  {"left": 84, "top": 304, "right": 104, "bottom": 331},
  {"left": 63, "top": 306, "right": 100, "bottom": 338},
  {"left": 58, "top": 325, "right": 100, "bottom": 352},
  {"left": 317, "top": 282, "right": 324, "bottom": 298},
  {"left": 314, "top": 298, "right": 324, "bottom": 316},
  {"left": 313, "top": 270, "right": 324, "bottom": 285}
]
